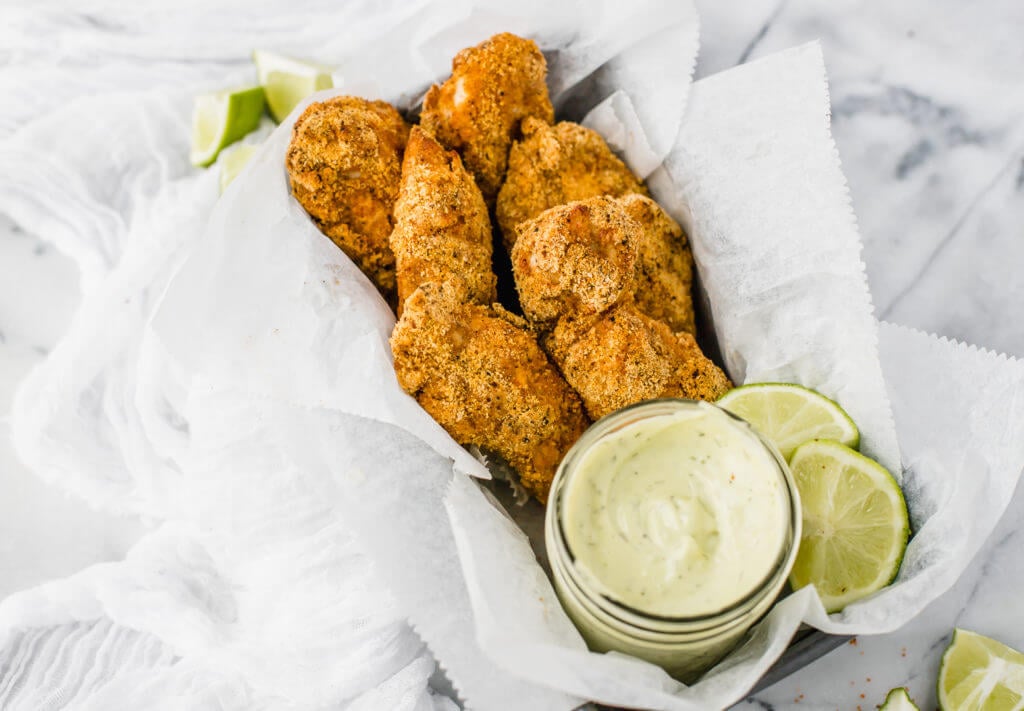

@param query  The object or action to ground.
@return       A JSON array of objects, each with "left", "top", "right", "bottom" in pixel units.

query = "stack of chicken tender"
[{"left": 286, "top": 33, "right": 731, "bottom": 503}]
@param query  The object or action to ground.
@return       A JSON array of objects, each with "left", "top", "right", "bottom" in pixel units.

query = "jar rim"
[{"left": 548, "top": 398, "right": 802, "bottom": 628}]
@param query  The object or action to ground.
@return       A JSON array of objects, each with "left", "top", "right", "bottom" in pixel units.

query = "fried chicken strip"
[
  {"left": 498, "top": 121, "right": 696, "bottom": 332},
  {"left": 511, "top": 196, "right": 639, "bottom": 324},
  {"left": 618, "top": 194, "right": 696, "bottom": 335},
  {"left": 496, "top": 118, "right": 646, "bottom": 249},
  {"left": 286, "top": 96, "right": 410, "bottom": 302},
  {"left": 421, "top": 33, "right": 554, "bottom": 204},
  {"left": 512, "top": 194, "right": 697, "bottom": 333},
  {"left": 545, "top": 304, "right": 732, "bottom": 420},
  {"left": 390, "top": 280, "right": 589, "bottom": 502},
  {"left": 511, "top": 197, "right": 731, "bottom": 419},
  {"left": 390, "top": 127, "right": 497, "bottom": 314}
]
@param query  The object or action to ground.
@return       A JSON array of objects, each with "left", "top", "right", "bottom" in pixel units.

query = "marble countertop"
[
  {"left": 699, "top": 2, "right": 1024, "bottom": 708},
  {"left": 1, "top": 2, "right": 1021, "bottom": 709}
]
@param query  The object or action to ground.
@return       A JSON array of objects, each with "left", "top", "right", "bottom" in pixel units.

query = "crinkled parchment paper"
[{"left": 3, "top": 3, "right": 1024, "bottom": 709}]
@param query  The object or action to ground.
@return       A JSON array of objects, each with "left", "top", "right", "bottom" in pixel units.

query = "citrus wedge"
[
  {"left": 718, "top": 383, "right": 859, "bottom": 461},
  {"left": 788, "top": 439, "right": 909, "bottom": 613},
  {"left": 190, "top": 86, "right": 265, "bottom": 167},
  {"left": 880, "top": 687, "right": 920, "bottom": 710},
  {"left": 219, "top": 144, "right": 259, "bottom": 193},
  {"left": 938, "top": 628, "right": 1024, "bottom": 710},
  {"left": 254, "top": 50, "right": 334, "bottom": 122}
]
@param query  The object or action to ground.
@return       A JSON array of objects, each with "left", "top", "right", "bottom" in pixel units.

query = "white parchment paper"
[
  {"left": 647, "top": 43, "right": 902, "bottom": 475},
  {"left": 4, "top": 4, "right": 1024, "bottom": 711}
]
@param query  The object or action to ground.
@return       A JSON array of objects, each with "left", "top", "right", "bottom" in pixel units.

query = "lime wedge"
[
  {"left": 219, "top": 144, "right": 259, "bottom": 193},
  {"left": 880, "top": 687, "right": 920, "bottom": 711},
  {"left": 717, "top": 383, "right": 859, "bottom": 461},
  {"left": 788, "top": 439, "right": 909, "bottom": 613},
  {"left": 938, "top": 629, "right": 1024, "bottom": 710},
  {"left": 190, "top": 86, "right": 265, "bottom": 167},
  {"left": 253, "top": 50, "right": 334, "bottom": 123}
]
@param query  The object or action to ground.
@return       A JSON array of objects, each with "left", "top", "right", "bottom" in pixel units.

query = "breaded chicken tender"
[
  {"left": 390, "top": 128, "right": 496, "bottom": 314},
  {"left": 390, "top": 280, "right": 589, "bottom": 502},
  {"left": 545, "top": 304, "right": 732, "bottom": 420},
  {"left": 421, "top": 33, "right": 554, "bottom": 204},
  {"left": 511, "top": 196, "right": 730, "bottom": 419},
  {"left": 496, "top": 118, "right": 646, "bottom": 249},
  {"left": 618, "top": 194, "right": 696, "bottom": 334},
  {"left": 497, "top": 120, "right": 696, "bottom": 332},
  {"left": 287, "top": 96, "right": 410, "bottom": 302},
  {"left": 511, "top": 196, "right": 639, "bottom": 324}
]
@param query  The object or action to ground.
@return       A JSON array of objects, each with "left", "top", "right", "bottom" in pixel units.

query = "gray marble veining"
[
  {"left": 698, "top": 0, "right": 1024, "bottom": 359},
  {"left": 694, "top": 1, "right": 1024, "bottom": 707}
]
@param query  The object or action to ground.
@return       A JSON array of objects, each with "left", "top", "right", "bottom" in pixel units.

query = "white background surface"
[{"left": 0, "top": 1, "right": 1021, "bottom": 709}]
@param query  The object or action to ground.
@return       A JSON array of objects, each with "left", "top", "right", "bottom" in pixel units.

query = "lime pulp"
[
  {"left": 253, "top": 50, "right": 334, "bottom": 123},
  {"left": 717, "top": 382, "right": 859, "bottom": 461},
  {"left": 190, "top": 85, "right": 265, "bottom": 167},
  {"left": 787, "top": 439, "right": 909, "bottom": 613}
]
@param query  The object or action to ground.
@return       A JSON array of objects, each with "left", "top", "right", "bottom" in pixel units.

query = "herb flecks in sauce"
[{"left": 562, "top": 404, "right": 789, "bottom": 617}]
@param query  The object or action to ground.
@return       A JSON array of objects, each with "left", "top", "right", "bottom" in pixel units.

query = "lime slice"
[
  {"left": 254, "top": 50, "right": 334, "bottom": 123},
  {"left": 717, "top": 383, "right": 859, "bottom": 461},
  {"left": 880, "top": 687, "right": 920, "bottom": 711},
  {"left": 788, "top": 439, "right": 909, "bottom": 613},
  {"left": 190, "top": 86, "right": 265, "bottom": 167},
  {"left": 938, "top": 628, "right": 1024, "bottom": 710},
  {"left": 219, "top": 144, "right": 259, "bottom": 193}
]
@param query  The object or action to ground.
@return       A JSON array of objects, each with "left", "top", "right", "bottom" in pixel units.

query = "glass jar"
[{"left": 544, "top": 399, "right": 801, "bottom": 683}]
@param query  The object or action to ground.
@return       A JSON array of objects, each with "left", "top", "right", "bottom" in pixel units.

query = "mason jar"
[{"left": 544, "top": 399, "right": 801, "bottom": 683}]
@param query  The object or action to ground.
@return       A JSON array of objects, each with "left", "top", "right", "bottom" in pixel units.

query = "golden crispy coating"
[
  {"left": 510, "top": 196, "right": 640, "bottom": 325},
  {"left": 390, "top": 280, "right": 590, "bottom": 502},
  {"left": 545, "top": 303, "right": 732, "bottom": 420},
  {"left": 618, "top": 194, "right": 696, "bottom": 334},
  {"left": 286, "top": 96, "right": 410, "bottom": 301},
  {"left": 421, "top": 33, "right": 554, "bottom": 204},
  {"left": 390, "top": 128, "right": 497, "bottom": 314},
  {"left": 511, "top": 196, "right": 728, "bottom": 419},
  {"left": 496, "top": 118, "right": 647, "bottom": 249}
]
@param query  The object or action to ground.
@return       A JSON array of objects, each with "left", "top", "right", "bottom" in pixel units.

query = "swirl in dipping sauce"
[{"left": 561, "top": 402, "right": 789, "bottom": 618}]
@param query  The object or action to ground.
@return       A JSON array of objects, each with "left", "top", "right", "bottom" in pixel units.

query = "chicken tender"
[
  {"left": 286, "top": 96, "right": 410, "bottom": 302},
  {"left": 390, "top": 280, "right": 589, "bottom": 502},
  {"left": 511, "top": 196, "right": 640, "bottom": 325},
  {"left": 497, "top": 118, "right": 646, "bottom": 249},
  {"left": 545, "top": 304, "right": 732, "bottom": 420},
  {"left": 421, "top": 33, "right": 554, "bottom": 204},
  {"left": 618, "top": 194, "right": 696, "bottom": 334},
  {"left": 512, "top": 197, "right": 730, "bottom": 418},
  {"left": 390, "top": 127, "right": 497, "bottom": 314}
]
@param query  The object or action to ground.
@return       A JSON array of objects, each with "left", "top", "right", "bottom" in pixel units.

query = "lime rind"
[
  {"left": 253, "top": 49, "right": 335, "bottom": 123},
  {"left": 938, "top": 628, "right": 1024, "bottom": 710},
  {"left": 880, "top": 687, "right": 920, "bottom": 711},
  {"left": 717, "top": 382, "right": 860, "bottom": 460},
  {"left": 787, "top": 439, "right": 909, "bottom": 613},
  {"left": 190, "top": 86, "right": 265, "bottom": 167}
]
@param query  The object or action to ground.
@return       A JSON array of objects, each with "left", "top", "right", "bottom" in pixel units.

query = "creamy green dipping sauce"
[{"left": 561, "top": 402, "right": 789, "bottom": 618}]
